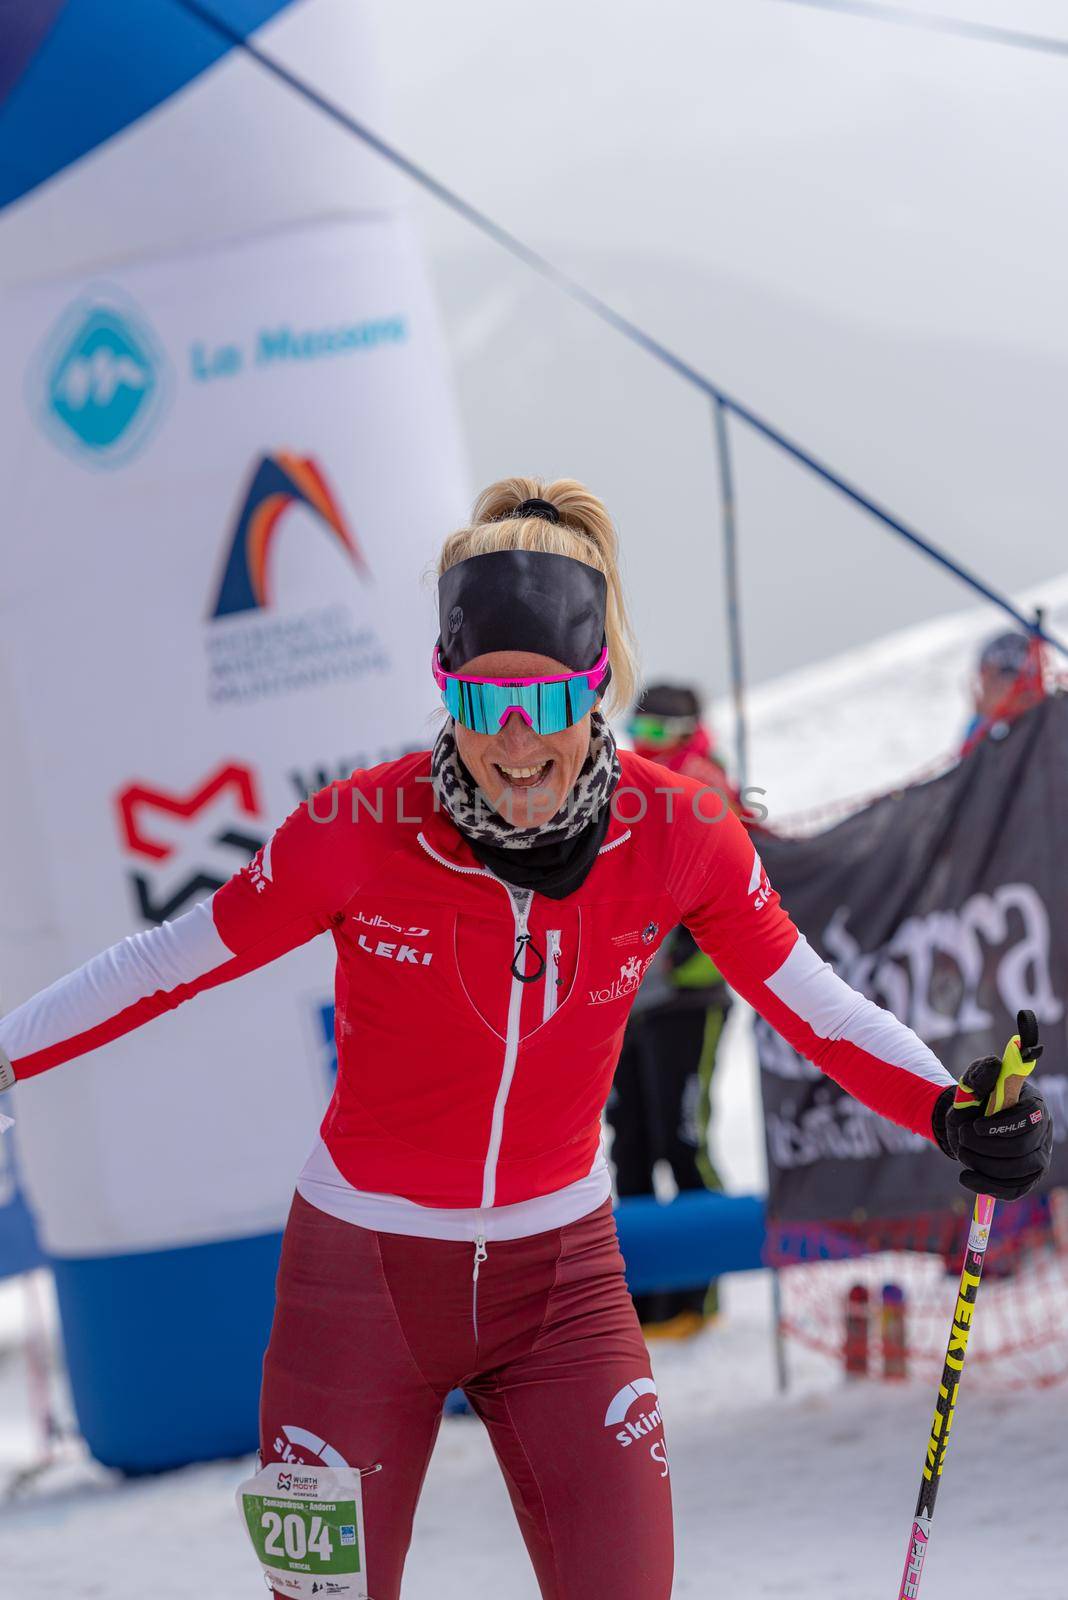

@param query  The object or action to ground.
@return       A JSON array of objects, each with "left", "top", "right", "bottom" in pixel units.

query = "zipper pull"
[
  {"left": 512, "top": 931, "right": 546, "bottom": 983},
  {"left": 473, "top": 1235, "right": 488, "bottom": 1282},
  {"left": 509, "top": 888, "right": 544, "bottom": 983}
]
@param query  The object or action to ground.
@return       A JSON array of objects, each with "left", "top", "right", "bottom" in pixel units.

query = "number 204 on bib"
[{"left": 236, "top": 1461, "right": 369, "bottom": 1597}]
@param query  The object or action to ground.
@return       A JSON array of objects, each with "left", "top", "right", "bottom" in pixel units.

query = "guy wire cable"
[
  {"left": 168, "top": 0, "right": 1068, "bottom": 658},
  {"left": 765, "top": 0, "right": 1068, "bottom": 61}
]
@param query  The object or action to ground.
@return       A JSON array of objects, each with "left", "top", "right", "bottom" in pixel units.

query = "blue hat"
[{"left": 978, "top": 631, "right": 1032, "bottom": 676}]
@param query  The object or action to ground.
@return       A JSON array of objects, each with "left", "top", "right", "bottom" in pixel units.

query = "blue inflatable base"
[
  {"left": 52, "top": 1229, "right": 282, "bottom": 1474},
  {"left": 51, "top": 1193, "right": 767, "bottom": 1474},
  {"left": 0, "top": 1192, "right": 45, "bottom": 1282},
  {"left": 614, "top": 1191, "right": 767, "bottom": 1293}
]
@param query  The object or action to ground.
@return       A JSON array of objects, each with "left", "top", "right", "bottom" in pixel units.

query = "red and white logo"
[
  {"left": 272, "top": 1423, "right": 350, "bottom": 1470},
  {"left": 356, "top": 934, "right": 434, "bottom": 967},
  {"left": 587, "top": 954, "right": 655, "bottom": 1006},
  {"left": 353, "top": 910, "right": 430, "bottom": 938},
  {"left": 114, "top": 761, "right": 266, "bottom": 925},
  {"left": 749, "top": 849, "right": 773, "bottom": 911},
  {"left": 603, "top": 1378, "right": 668, "bottom": 1475}
]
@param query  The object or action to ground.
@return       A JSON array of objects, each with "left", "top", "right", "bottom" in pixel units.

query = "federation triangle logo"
[{"left": 210, "top": 452, "right": 369, "bottom": 617}]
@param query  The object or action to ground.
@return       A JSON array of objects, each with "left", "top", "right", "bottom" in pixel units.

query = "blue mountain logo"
[{"left": 33, "top": 297, "right": 170, "bottom": 465}]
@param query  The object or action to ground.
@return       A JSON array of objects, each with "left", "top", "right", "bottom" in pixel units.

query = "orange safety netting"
[{"left": 767, "top": 1191, "right": 1068, "bottom": 1389}]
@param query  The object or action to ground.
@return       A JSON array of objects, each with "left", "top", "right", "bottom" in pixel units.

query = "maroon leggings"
[{"left": 261, "top": 1194, "right": 674, "bottom": 1599}]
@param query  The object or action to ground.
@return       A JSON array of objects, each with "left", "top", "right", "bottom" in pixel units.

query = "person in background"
[
  {"left": 606, "top": 684, "right": 738, "bottom": 1339},
  {"left": 628, "top": 682, "right": 738, "bottom": 799},
  {"left": 962, "top": 629, "right": 1046, "bottom": 750}
]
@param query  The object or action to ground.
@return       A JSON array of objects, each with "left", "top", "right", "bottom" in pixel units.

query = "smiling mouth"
[{"left": 494, "top": 760, "right": 553, "bottom": 789}]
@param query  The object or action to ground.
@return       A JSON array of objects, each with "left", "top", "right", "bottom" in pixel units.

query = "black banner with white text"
[{"left": 757, "top": 695, "right": 1067, "bottom": 1223}]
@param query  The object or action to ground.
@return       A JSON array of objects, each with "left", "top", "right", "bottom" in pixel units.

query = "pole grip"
[
  {"left": 952, "top": 1008, "right": 1041, "bottom": 1115},
  {"left": 988, "top": 1008, "right": 1041, "bottom": 1113}
]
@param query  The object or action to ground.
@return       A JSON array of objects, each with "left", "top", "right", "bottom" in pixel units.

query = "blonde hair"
[{"left": 437, "top": 476, "right": 638, "bottom": 716}]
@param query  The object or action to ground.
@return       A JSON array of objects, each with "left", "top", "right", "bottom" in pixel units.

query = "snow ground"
[
  {"left": 1, "top": 1269, "right": 1065, "bottom": 1598},
  {"left": 1, "top": 585, "right": 1066, "bottom": 1597}
]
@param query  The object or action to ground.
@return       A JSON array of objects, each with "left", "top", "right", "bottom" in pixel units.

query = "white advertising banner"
[{"left": 0, "top": 215, "right": 468, "bottom": 1256}]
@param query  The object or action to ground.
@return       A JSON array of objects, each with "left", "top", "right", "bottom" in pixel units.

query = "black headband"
[{"left": 437, "top": 548, "right": 608, "bottom": 674}]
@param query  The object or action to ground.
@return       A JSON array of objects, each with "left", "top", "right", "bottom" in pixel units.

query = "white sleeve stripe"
[
  {"left": 765, "top": 934, "right": 954, "bottom": 1089},
  {"left": 748, "top": 849, "right": 763, "bottom": 895},
  {"left": 0, "top": 899, "right": 231, "bottom": 1064}
]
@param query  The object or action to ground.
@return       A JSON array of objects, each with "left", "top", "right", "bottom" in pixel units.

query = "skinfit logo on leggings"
[
  {"left": 272, "top": 1423, "right": 350, "bottom": 1469},
  {"left": 604, "top": 1379, "right": 662, "bottom": 1447},
  {"left": 604, "top": 1379, "right": 669, "bottom": 1477}
]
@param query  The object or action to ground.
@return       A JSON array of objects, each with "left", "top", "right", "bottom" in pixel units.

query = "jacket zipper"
[
  {"left": 543, "top": 930, "right": 562, "bottom": 1022},
  {"left": 415, "top": 834, "right": 532, "bottom": 1215},
  {"left": 415, "top": 828, "right": 627, "bottom": 1254},
  {"left": 481, "top": 887, "right": 531, "bottom": 1208}
]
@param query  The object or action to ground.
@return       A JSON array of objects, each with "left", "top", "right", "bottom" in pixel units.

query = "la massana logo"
[{"left": 29, "top": 291, "right": 172, "bottom": 466}]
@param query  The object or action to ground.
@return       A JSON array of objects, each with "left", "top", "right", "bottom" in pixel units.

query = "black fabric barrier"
[{"left": 757, "top": 694, "right": 1067, "bottom": 1223}]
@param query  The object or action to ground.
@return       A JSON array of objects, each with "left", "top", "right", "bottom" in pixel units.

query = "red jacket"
[{"left": 0, "top": 750, "right": 951, "bottom": 1212}]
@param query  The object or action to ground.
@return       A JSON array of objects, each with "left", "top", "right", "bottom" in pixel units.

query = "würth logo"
[{"left": 114, "top": 762, "right": 266, "bottom": 925}]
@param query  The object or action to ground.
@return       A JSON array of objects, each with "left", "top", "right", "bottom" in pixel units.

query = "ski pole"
[{"left": 896, "top": 1009, "right": 1042, "bottom": 1600}]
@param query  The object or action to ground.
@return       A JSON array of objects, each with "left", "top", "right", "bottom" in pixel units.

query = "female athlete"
[{"left": 0, "top": 477, "right": 1052, "bottom": 1598}]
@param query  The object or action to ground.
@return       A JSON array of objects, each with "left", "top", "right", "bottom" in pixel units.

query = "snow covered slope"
[
  {"left": 734, "top": 573, "right": 1068, "bottom": 826},
  {"left": 1, "top": 1269, "right": 1064, "bottom": 1598}
]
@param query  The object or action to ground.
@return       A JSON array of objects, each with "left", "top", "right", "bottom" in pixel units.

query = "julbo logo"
[{"left": 353, "top": 910, "right": 430, "bottom": 937}]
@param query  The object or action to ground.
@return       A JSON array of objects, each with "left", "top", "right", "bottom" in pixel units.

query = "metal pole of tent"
[
  {"left": 713, "top": 398, "right": 748, "bottom": 790},
  {"left": 711, "top": 398, "right": 789, "bottom": 1395},
  {"left": 1035, "top": 607, "right": 1047, "bottom": 692}
]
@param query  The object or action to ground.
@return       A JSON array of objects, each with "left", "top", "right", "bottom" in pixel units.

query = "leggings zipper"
[{"left": 472, "top": 1234, "right": 488, "bottom": 1345}]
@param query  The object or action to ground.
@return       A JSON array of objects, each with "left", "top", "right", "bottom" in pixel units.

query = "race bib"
[{"left": 236, "top": 1461, "right": 368, "bottom": 1597}]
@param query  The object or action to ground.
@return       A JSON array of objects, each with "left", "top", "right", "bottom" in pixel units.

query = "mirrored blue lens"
[{"left": 442, "top": 676, "right": 598, "bottom": 734}]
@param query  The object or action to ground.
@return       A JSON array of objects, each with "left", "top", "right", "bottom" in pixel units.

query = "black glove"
[{"left": 932, "top": 1054, "right": 1053, "bottom": 1202}]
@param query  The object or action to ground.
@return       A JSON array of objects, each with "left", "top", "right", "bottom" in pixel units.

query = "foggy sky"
[{"left": 368, "top": 0, "right": 1066, "bottom": 695}]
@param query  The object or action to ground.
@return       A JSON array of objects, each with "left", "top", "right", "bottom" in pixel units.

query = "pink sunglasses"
[{"left": 432, "top": 644, "right": 610, "bottom": 734}]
